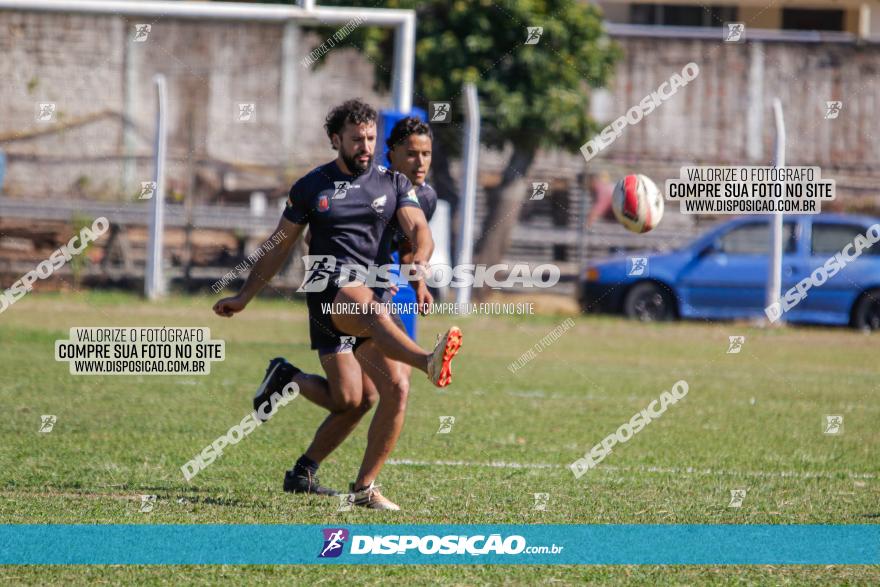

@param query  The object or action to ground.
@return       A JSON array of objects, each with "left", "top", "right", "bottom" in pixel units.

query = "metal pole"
[
  {"left": 280, "top": 21, "right": 300, "bottom": 160},
  {"left": 122, "top": 18, "right": 138, "bottom": 197},
  {"left": 456, "top": 83, "right": 480, "bottom": 305},
  {"left": 575, "top": 177, "right": 589, "bottom": 302},
  {"left": 183, "top": 110, "right": 195, "bottom": 290},
  {"left": 765, "top": 98, "right": 785, "bottom": 316},
  {"left": 392, "top": 13, "right": 415, "bottom": 112},
  {"left": 145, "top": 74, "right": 167, "bottom": 300}
]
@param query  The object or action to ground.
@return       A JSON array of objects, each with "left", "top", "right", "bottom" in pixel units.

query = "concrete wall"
[
  {"left": 1, "top": 9, "right": 878, "bottom": 210},
  {"left": 0, "top": 10, "right": 388, "bottom": 199},
  {"left": 532, "top": 33, "right": 880, "bottom": 210},
  {"left": 0, "top": 12, "right": 126, "bottom": 197},
  {"left": 593, "top": 36, "right": 880, "bottom": 186}
]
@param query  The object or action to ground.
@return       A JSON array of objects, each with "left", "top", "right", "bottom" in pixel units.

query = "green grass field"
[{"left": 1, "top": 291, "right": 878, "bottom": 585}]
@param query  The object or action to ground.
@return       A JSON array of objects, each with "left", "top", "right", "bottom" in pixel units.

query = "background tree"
[{"left": 246, "top": 0, "right": 620, "bottom": 270}]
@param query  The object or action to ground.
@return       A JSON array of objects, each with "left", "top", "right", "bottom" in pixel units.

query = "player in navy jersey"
[
  {"left": 213, "top": 101, "right": 460, "bottom": 509},
  {"left": 257, "top": 117, "right": 439, "bottom": 509},
  {"left": 362, "top": 116, "right": 438, "bottom": 423},
  {"left": 374, "top": 116, "right": 438, "bottom": 299}
]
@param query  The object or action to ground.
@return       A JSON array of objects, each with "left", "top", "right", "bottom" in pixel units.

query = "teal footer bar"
[{"left": 1, "top": 524, "right": 877, "bottom": 565}]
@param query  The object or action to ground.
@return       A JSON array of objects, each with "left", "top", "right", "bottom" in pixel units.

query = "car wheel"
[
  {"left": 623, "top": 281, "right": 675, "bottom": 322},
  {"left": 852, "top": 289, "right": 880, "bottom": 331}
]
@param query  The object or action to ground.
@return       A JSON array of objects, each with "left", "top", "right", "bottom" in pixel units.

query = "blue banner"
[{"left": 1, "top": 524, "right": 877, "bottom": 565}]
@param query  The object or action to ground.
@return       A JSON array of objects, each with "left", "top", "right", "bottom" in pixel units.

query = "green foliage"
[{"left": 313, "top": 0, "right": 620, "bottom": 154}]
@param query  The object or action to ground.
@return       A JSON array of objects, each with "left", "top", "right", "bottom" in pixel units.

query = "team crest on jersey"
[
  {"left": 318, "top": 194, "right": 330, "bottom": 212},
  {"left": 371, "top": 194, "right": 387, "bottom": 214},
  {"left": 332, "top": 181, "right": 350, "bottom": 199},
  {"left": 405, "top": 188, "right": 420, "bottom": 205},
  {"left": 377, "top": 165, "right": 388, "bottom": 173}
]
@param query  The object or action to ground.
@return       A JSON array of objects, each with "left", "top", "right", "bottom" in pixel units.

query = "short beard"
[{"left": 341, "top": 151, "right": 372, "bottom": 176}]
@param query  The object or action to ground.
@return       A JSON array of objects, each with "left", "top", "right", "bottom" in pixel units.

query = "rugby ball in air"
[{"left": 612, "top": 174, "right": 664, "bottom": 233}]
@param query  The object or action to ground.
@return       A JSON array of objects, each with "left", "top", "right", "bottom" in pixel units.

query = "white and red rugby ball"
[{"left": 611, "top": 174, "right": 664, "bottom": 233}]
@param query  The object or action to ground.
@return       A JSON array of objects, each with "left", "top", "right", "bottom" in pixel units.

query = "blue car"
[{"left": 579, "top": 214, "right": 880, "bottom": 330}]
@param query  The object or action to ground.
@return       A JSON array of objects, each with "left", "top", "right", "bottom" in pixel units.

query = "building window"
[
  {"left": 781, "top": 9, "right": 844, "bottom": 32},
  {"left": 630, "top": 4, "right": 737, "bottom": 27}
]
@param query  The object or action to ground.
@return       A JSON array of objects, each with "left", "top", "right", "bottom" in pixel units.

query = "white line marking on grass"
[
  {"left": 630, "top": 464, "right": 876, "bottom": 480},
  {"left": 387, "top": 458, "right": 556, "bottom": 470},
  {"left": 386, "top": 459, "right": 876, "bottom": 480}
]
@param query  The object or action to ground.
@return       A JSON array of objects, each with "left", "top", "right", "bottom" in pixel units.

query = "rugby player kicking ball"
[{"left": 213, "top": 100, "right": 460, "bottom": 510}]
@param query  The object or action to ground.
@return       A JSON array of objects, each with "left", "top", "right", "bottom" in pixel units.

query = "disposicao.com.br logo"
[
  {"left": 318, "top": 528, "right": 563, "bottom": 558},
  {"left": 319, "top": 528, "right": 349, "bottom": 558}
]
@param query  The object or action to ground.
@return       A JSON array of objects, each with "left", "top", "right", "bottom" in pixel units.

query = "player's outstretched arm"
[
  {"left": 396, "top": 207, "right": 434, "bottom": 312},
  {"left": 213, "top": 217, "right": 304, "bottom": 317},
  {"left": 398, "top": 240, "right": 433, "bottom": 314},
  {"left": 396, "top": 206, "right": 433, "bottom": 266}
]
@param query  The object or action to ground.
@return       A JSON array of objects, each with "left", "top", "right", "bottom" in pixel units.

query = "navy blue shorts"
[
  {"left": 306, "top": 284, "right": 408, "bottom": 355},
  {"left": 306, "top": 282, "right": 369, "bottom": 354}
]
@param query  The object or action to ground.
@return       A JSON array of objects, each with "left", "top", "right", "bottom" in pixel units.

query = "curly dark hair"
[
  {"left": 386, "top": 116, "right": 433, "bottom": 151},
  {"left": 324, "top": 99, "right": 378, "bottom": 147}
]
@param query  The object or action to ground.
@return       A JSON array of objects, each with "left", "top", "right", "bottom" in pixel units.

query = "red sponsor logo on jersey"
[{"left": 318, "top": 195, "right": 330, "bottom": 212}]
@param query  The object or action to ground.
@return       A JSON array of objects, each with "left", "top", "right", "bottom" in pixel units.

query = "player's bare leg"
[
  {"left": 289, "top": 370, "right": 335, "bottom": 411},
  {"left": 332, "top": 285, "right": 426, "bottom": 367},
  {"left": 348, "top": 340, "right": 410, "bottom": 510},
  {"left": 281, "top": 352, "right": 376, "bottom": 496},
  {"left": 254, "top": 355, "right": 370, "bottom": 417},
  {"left": 301, "top": 352, "right": 375, "bottom": 464},
  {"left": 331, "top": 284, "right": 462, "bottom": 387}
]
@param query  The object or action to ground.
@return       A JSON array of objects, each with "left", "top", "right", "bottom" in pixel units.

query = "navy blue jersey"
[
  {"left": 283, "top": 162, "right": 420, "bottom": 272},
  {"left": 375, "top": 181, "right": 438, "bottom": 266}
]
